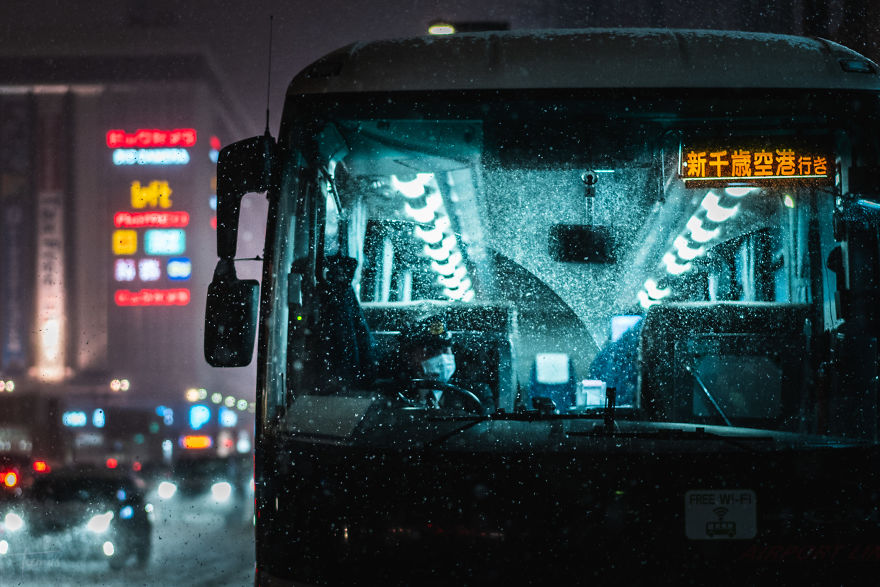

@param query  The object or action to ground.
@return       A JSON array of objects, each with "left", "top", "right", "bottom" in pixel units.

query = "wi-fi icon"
[{"left": 713, "top": 507, "right": 729, "bottom": 519}]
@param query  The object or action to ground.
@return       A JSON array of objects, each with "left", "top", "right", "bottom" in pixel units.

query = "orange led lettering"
[
  {"left": 682, "top": 141, "right": 832, "bottom": 184},
  {"left": 112, "top": 230, "right": 137, "bottom": 255},
  {"left": 797, "top": 156, "right": 812, "bottom": 175},
  {"left": 709, "top": 151, "right": 728, "bottom": 177},
  {"left": 775, "top": 149, "right": 796, "bottom": 176},
  {"left": 686, "top": 151, "right": 707, "bottom": 177},
  {"left": 753, "top": 150, "right": 773, "bottom": 176},
  {"left": 731, "top": 150, "right": 752, "bottom": 177},
  {"left": 131, "top": 180, "right": 173, "bottom": 209}
]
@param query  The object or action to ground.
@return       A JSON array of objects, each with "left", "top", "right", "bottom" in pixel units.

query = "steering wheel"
[{"left": 405, "top": 379, "right": 483, "bottom": 413}]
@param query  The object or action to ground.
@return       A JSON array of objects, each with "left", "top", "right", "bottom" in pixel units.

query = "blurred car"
[
  {"left": 0, "top": 465, "right": 152, "bottom": 569},
  {"left": 0, "top": 452, "right": 51, "bottom": 499},
  {"left": 153, "top": 455, "right": 252, "bottom": 525}
]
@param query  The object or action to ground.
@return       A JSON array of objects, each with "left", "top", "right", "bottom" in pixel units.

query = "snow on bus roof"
[{"left": 287, "top": 28, "right": 880, "bottom": 95}]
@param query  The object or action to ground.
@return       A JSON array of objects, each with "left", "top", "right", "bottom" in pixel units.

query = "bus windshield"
[{"left": 264, "top": 89, "right": 879, "bottom": 448}]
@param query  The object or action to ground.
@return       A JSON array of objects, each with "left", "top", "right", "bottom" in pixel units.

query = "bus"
[{"left": 205, "top": 29, "right": 880, "bottom": 585}]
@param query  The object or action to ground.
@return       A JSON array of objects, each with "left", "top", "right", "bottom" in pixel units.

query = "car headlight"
[
  {"left": 4, "top": 513, "right": 24, "bottom": 532},
  {"left": 211, "top": 481, "right": 232, "bottom": 502},
  {"left": 157, "top": 481, "right": 177, "bottom": 499},
  {"left": 86, "top": 511, "right": 114, "bottom": 533}
]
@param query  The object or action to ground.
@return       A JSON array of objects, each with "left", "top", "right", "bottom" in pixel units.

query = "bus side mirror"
[
  {"left": 217, "top": 132, "right": 276, "bottom": 259},
  {"left": 205, "top": 259, "right": 259, "bottom": 367}
]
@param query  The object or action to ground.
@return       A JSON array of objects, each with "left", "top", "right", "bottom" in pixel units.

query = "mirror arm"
[{"left": 212, "top": 257, "right": 241, "bottom": 282}]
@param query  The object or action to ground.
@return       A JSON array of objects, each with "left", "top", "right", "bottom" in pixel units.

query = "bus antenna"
[{"left": 265, "top": 14, "right": 274, "bottom": 135}]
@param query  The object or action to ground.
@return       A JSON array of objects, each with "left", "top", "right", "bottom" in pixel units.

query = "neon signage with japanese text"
[
  {"left": 106, "top": 128, "right": 197, "bottom": 148},
  {"left": 680, "top": 142, "right": 833, "bottom": 185},
  {"left": 114, "top": 211, "right": 190, "bottom": 228},
  {"left": 114, "top": 288, "right": 191, "bottom": 306},
  {"left": 113, "top": 148, "right": 190, "bottom": 166}
]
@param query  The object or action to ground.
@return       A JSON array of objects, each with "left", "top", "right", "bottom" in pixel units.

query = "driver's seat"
[{"left": 362, "top": 301, "right": 517, "bottom": 411}]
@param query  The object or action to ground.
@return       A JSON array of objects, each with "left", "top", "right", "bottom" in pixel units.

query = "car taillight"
[
  {"left": 2, "top": 471, "right": 18, "bottom": 488},
  {"left": 32, "top": 460, "right": 50, "bottom": 473}
]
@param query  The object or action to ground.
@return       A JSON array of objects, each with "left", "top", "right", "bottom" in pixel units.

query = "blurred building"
[{"left": 0, "top": 51, "right": 261, "bottom": 402}]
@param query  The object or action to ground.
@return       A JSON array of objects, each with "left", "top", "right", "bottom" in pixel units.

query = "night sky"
[{"left": 4, "top": 1, "right": 877, "bottom": 137}]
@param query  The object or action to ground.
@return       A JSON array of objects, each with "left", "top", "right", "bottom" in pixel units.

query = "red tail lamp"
[{"left": 2, "top": 471, "right": 18, "bottom": 487}]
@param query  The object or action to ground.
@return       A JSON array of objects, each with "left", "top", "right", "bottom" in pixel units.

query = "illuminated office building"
[{"left": 0, "top": 52, "right": 259, "bottom": 403}]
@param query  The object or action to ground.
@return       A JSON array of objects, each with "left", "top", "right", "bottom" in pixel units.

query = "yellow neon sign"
[
  {"left": 680, "top": 144, "right": 832, "bottom": 184},
  {"left": 131, "top": 180, "right": 173, "bottom": 209},
  {"left": 112, "top": 230, "right": 137, "bottom": 255}
]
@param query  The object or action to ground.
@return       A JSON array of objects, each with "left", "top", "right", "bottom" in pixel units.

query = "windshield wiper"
[
  {"left": 684, "top": 363, "right": 732, "bottom": 427},
  {"left": 421, "top": 404, "right": 633, "bottom": 450},
  {"left": 568, "top": 426, "right": 774, "bottom": 453},
  {"left": 421, "top": 411, "right": 773, "bottom": 452}
]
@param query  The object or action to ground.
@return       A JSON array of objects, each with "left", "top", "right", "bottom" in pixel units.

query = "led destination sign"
[{"left": 680, "top": 142, "right": 832, "bottom": 184}]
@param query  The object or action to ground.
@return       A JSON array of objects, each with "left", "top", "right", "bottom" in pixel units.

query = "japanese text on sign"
[
  {"left": 114, "top": 211, "right": 190, "bottom": 228},
  {"left": 114, "top": 288, "right": 191, "bottom": 307},
  {"left": 681, "top": 145, "right": 831, "bottom": 184},
  {"left": 106, "top": 128, "right": 197, "bottom": 148}
]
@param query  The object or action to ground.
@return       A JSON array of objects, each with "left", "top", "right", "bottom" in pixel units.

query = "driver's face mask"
[{"left": 421, "top": 352, "right": 456, "bottom": 383}]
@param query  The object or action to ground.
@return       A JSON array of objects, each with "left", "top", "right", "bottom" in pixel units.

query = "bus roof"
[{"left": 287, "top": 28, "right": 880, "bottom": 95}]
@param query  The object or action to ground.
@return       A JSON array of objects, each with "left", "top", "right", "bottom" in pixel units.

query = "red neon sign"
[
  {"left": 106, "top": 128, "right": 197, "bottom": 149},
  {"left": 114, "top": 288, "right": 191, "bottom": 306},
  {"left": 114, "top": 211, "right": 190, "bottom": 228}
]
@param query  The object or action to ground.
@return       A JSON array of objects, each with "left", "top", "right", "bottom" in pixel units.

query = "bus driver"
[{"left": 396, "top": 315, "right": 492, "bottom": 413}]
